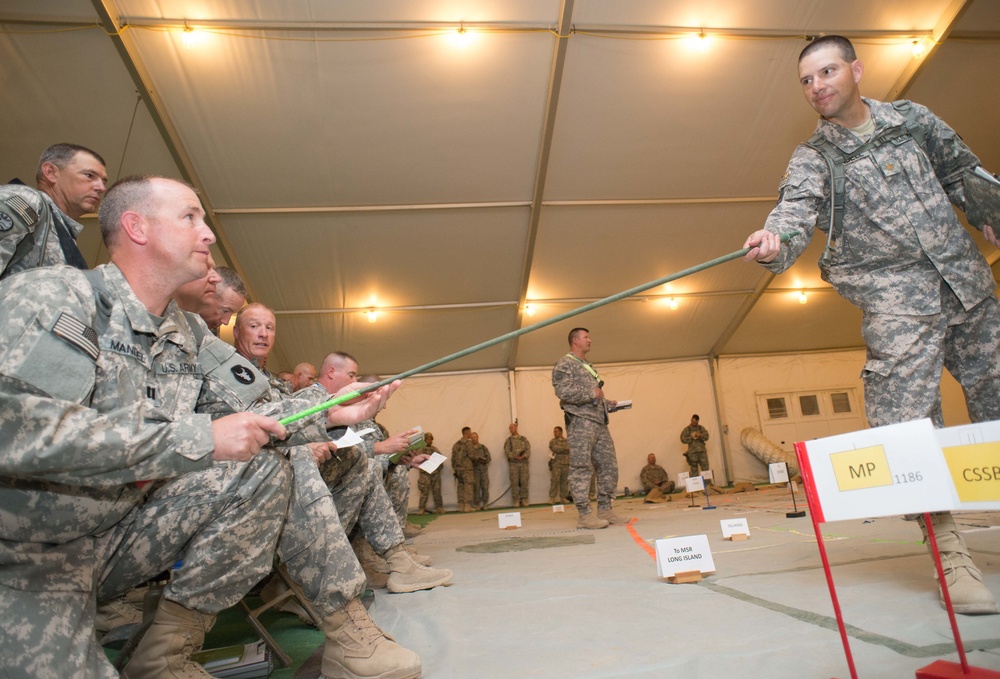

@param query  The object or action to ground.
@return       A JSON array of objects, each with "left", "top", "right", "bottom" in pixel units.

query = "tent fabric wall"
[
  {"left": 379, "top": 361, "right": 718, "bottom": 510},
  {"left": 376, "top": 350, "right": 975, "bottom": 510},
  {"left": 716, "top": 350, "right": 974, "bottom": 483}
]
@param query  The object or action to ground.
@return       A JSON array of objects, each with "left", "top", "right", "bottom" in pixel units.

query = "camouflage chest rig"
[{"left": 804, "top": 100, "right": 928, "bottom": 261}]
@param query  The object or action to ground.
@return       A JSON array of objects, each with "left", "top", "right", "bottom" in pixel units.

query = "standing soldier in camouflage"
[
  {"left": 744, "top": 35, "right": 999, "bottom": 615},
  {"left": 551, "top": 328, "right": 628, "bottom": 529},
  {"left": 417, "top": 432, "right": 445, "bottom": 514},
  {"left": 1, "top": 143, "right": 108, "bottom": 278},
  {"left": 680, "top": 414, "right": 711, "bottom": 478},
  {"left": 548, "top": 425, "right": 571, "bottom": 504},
  {"left": 467, "top": 431, "right": 492, "bottom": 510},
  {"left": 451, "top": 426, "right": 475, "bottom": 512},
  {"left": 503, "top": 422, "right": 531, "bottom": 507}
]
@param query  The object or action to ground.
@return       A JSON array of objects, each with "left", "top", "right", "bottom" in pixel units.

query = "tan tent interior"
[
  {"left": 4, "top": 0, "right": 1000, "bottom": 495},
  {"left": 2, "top": 4, "right": 1000, "bottom": 676}
]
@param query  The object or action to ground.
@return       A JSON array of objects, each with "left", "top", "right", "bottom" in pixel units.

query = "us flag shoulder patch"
[
  {"left": 52, "top": 312, "right": 100, "bottom": 360},
  {"left": 3, "top": 194, "right": 39, "bottom": 228}
]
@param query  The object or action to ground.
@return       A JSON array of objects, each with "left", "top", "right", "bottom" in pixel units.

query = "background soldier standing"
[
  {"left": 503, "top": 422, "right": 531, "bottom": 507},
  {"left": 548, "top": 425, "right": 571, "bottom": 504},
  {"left": 680, "top": 414, "right": 711, "bottom": 478}
]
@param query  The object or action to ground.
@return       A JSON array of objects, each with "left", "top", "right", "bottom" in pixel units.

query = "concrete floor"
[{"left": 366, "top": 487, "right": 1000, "bottom": 679}]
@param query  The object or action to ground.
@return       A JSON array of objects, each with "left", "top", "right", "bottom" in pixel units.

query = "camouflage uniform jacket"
[
  {"left": 467, "top": 443, "right": 491, "bottom": 466},
  {"left": 762, "top": 98, "right": 994, "bottom": 315},
  {"left": 640, "top": 463, "right": 670, "bottom": 489},
  {"left": 549, "top": 436, "right": 570, "bottom": 459},
  {"left": 0, "top": 264, "right": 229, "bottom": 590},
  {"left": 451, "top": 437, "right": 472, "bottom": 472},
  {"left": 503, "top": 435, "right": 530, "bottom": 461},
  {"left": 680, "top": 424, "right": 709, "bottom": 454},
  {"left": 552, "top": 354, "right": 608, "bottom": 425},
  {"left": 0, "top": 185, "right": 86, "bottom": 278}
]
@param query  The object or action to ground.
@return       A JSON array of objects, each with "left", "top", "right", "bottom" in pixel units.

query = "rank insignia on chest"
[{"left": 884, "top": 162, "right": 895, "bottom": 172}]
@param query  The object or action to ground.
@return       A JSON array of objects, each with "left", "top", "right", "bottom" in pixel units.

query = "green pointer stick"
[{"left": 279, "top": 233, "right": 794, "bottom": 426}]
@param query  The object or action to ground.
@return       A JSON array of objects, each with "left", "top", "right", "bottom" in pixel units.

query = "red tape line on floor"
[{"left": 626, "top": 517, "right": 656, "bottom": 559}]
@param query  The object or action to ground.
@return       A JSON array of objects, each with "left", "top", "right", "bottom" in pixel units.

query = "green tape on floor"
[{"left": 457, "top": 535, "right": 595, "bottom": 554}]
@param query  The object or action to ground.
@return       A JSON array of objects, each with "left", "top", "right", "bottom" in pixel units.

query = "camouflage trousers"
[
  {"left": 454, "top": 465, "right": 474, "bottom": 505},
  {"left": 685, "top": 451, "right": 710, "bottom": 477},
  {"left": 549, "top": 457, "right": 569, "bottom": 500},
  {"left": 861, "top": 290, "right": 1000, "bottom": 427},
  {"left": 328, "top": 454, "right": 404, "bottom": 555},
  {"left": 417, "top": 472, "right": 443, "bottom": 510},
  {"left": 384, "top": 459, "right": 412, "bottom": 528},
  {"left": 0, "top": 451, "right": 291, "bottom": 679},
  {"left": 508, "top": 460, "right": 529, "bottom": 504},
  {"left": 566, "top": 416, "right": 619, "bottom": 513},
  {"left": 473, "top": 463, "right": 490, "bottom": 507},
  {"left": 278, "top": 447, "right": 365, "bottom": 618}
]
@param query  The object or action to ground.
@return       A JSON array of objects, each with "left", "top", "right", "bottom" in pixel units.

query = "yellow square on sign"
[
  {"left": 831, "top": 445, "right": 893, "bottom": 492},
  {"left": 942, "top": 442, "right": 1000, "bottom": 503}
]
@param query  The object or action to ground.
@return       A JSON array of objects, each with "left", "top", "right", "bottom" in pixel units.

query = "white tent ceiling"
[{"left": 2, "top": 0, "right": 999, "bottom": 376}]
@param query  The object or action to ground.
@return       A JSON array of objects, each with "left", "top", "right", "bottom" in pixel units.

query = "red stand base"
[{"left": 916, "top": 660, "right": 1000, "bottom": 678}]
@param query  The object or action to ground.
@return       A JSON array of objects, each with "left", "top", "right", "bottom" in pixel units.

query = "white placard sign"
[
  {"left": 700, "top": 470, "right": 714, "bottom": 483},
  {"left": 551, "top": 504, "right": 565, "bottom": 513},
  {"left": 796, "top": 418, "right": 955, "bottom": 523},
  {"left": 684, "top": 475, "right": 705, "bottom": 493},
  {"left": 654, "top": 535, "right": 716, "bottom": 577},
  {"left": 720, "top": 517, "right": 750, "bottom": 539},
  {"left": 934, "top": 420, "right": 1000, "bottom": 511},
  {"left": 677, "top": 471, "right": 690, "bottom": 486},
  {"left": 768, "top": 463, "right": 789, "bottom": 484},
  {"left": 498, "top": 512, "right": 521, "bottom": 529}
]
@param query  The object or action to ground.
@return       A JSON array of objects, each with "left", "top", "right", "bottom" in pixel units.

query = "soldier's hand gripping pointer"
[{"left": 212, "top": 413, "right": 287, "bottom": 462}]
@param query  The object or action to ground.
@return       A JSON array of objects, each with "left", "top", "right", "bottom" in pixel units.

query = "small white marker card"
[
  {"left": 934, "top": 419, "right": 1000, "bottom": 511},
  {"left": 498, "top": 512, "right": 521, "bottom": 529},
  {"left": 795, "top": 418, "right": 955, "bottom": 523},
  {"left": 417, "top": 452, "right": 447, "bottom": 474},
  {"left": 655, "top": 535, "right": 716, "bottom": 577},
  {"left": 768, "top": 462, "right": 789, "bottom": 484},
  {"left": 551, "top": 504, "right": 565, "bottom": 513},
  {"left": 720, "top": 517, "right": 750, "bottom": 540},
  {"left": 684, "top": 475, "right": 705, "bottom": 493},
  {"left": 701, "top": 470, "right": 714, "bottom": 483},
  {"left": 677, "top": 471, "right": 690, "bottom": 486}
]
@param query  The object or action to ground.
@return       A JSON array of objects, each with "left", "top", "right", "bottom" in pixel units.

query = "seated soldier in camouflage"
[
  {"left": 640, "top": 453, "right": 675, "bottom": 494},
  {"left": 0, "top": 176, "right": 391, "bottom": 679},
  {"left": 1, "top": 142, "right": 108, "bottom": 279}
]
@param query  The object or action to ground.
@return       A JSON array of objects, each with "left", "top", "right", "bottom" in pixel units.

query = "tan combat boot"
[
  {"left": 95, "top": 593, "right": 143, "bottom": 642},
  {"left": 597, "top": 507, "right": 629, "bottom": 525},
  {"left": 320, "top": 598, "right": 421, "bottom": 679},
  {"left": 383, "top": 545, "right": 453, "bottom": 593},
  {"left": 121, "top": 596, "right": 216, "bottom": 679},
  {"left": 403, "top": 544, "right": 433, "bottom": 566},
  {"left": 577, "top": 510, "right": 609, "bottom": 530},
  {"left": 920, "top": 513, "right": 998, "bottom": 615},
  {"left": 353, "top": 536, "right": 391, "bottom": 589}
]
